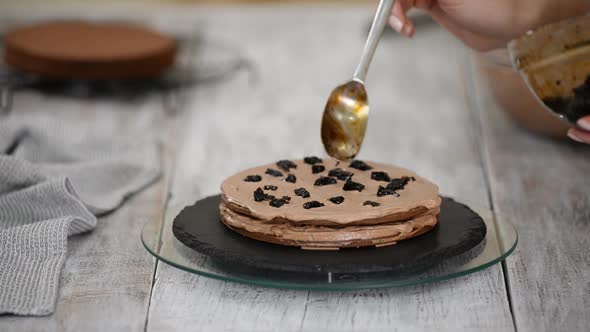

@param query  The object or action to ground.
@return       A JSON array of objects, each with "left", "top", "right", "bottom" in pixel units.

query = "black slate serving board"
[{"left": 172, "top": 195, "right": 487, "bottom": 277}]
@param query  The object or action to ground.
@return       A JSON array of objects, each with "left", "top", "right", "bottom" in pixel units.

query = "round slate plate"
[{"left": 172, "top": 195, "right": 486, "bottom": 276}]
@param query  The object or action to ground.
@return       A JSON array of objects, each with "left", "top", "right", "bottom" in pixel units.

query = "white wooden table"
[{"left": 1, "top": 4, "right": 589, "bottom": 332}]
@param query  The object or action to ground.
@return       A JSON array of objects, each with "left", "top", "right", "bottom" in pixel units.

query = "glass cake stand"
[{"left": 141, "top": 201, "right": 517, "bottom": 290}]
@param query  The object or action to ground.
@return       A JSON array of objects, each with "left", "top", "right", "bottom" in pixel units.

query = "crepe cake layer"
[
  {"left": 220, "top": 202, "right": 439, "bottom": 249},
  {"left": 221, "top": 158, "right": 441, "bottom": 226}
]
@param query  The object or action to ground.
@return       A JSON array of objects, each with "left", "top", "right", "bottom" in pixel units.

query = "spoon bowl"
[
  {"left": 320, "top": 0, "right": 394, "bottom": 161},
  {"left": 321, "top": 80, "right": 369, "bottom": 161}
]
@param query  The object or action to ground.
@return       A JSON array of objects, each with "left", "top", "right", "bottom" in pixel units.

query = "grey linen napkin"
[{"left": 0, "top": 112, "right": 160, "bottom": 316}]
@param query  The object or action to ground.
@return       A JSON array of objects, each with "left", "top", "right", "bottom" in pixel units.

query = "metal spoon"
[{"left": 321, "top": 0, "right": 395, "bottom": 161}]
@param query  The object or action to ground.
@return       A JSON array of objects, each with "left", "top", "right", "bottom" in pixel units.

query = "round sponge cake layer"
[{"left": 4, "top": 21, "right": 176, "bottom": 79}]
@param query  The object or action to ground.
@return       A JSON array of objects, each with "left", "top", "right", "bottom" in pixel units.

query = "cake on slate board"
[{"left": 219, "top": 158, "right": 441, "bottom": 249}]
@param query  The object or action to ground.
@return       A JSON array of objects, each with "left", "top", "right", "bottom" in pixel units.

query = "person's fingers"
[
  {"left": 570, "top": 117, "right": 590, "bottom": 144},
  {"left": 577, "top": 116, "right": 590, "bottom": 131},
  {"left": 567, "top": 128, "right": 590, "bottom": 144},
  {"left": 389, "top": 0, "right": 414, "bottom": 37},
  {"left": 389, "top": 0, "right": 506, "bottom": 50},
  {"left": 389, "top": 0, "right": 438, "bottom": 37}
]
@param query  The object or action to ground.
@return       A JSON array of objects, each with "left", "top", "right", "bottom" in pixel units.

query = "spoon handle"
[{"left": 352, "top": 0, "right": 395, "bottom": 83}]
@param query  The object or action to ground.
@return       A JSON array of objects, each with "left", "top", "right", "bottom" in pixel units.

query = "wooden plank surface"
[
  {"left": 470, "top": 58, "right": 590, "bottom": 332},
  {"left": 146, "top": 7, "right": 515, "bottom": 331},
  {"left": 0, "top": 91, "right": 175, "bottom": 331}
]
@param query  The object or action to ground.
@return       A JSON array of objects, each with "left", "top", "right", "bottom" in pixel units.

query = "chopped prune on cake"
[
  {"left": 386, "top": 179, "right": 404, "bottom": 191},
  {"left": 270, "top": 198, "right": 288, "bottom": 208},
  {"left": 377, "top": 185, "right": 399, "bottom": 197},
  {"left": 403, "top": 176, "right": 416, "bottom": 182},
  {"left": 281, "top": 196, "right": 291, "bottom": 202},
  {"left": 244, "top": 175, "right": 262, "bottom": 182},
  {"left": 386, "top": 176, "right": 413, "bottom": 191},
  {"left": 264, "top": 185, "right": 278, "bottom": 191},
  {"left": 265, "top": 168, "right": 283, "bottom": 177},
  {"left": 312, "top": 165, "right": 325, "bottom": 174},
  {"left": 303, "top": 201, "right": 325, "bottom": 209},
  {"left": 294, "top": 188, "right": 311, "bottom": 198},
  {"left": 371, "top": 171, "right": 390, "bottom": 182},
  {"left": 284, "top": 174, "right": 297, "bottom": 183},
  {"left": 254, "top": 188, "right": 274, "bottom": 202},
  {"left": 276, "top": 160, "right": 297, "bottom": 172},
  {"left": 303, "top": 156, "right": 323, "bottom": 164},
  {"left": 363, "top": 200, "right": 380, "bottom": 207},
  {"left": 253, "top": 188, "right": 265, "bottom": 201},
  {"left": 314, "top": 176, "right": 337, "bottom": 186},
  {"left": 343, "top": 179, "right": 365, "bottom": 192},
  {"left": 329, "top": 196, "right": 345, "bottom": 204},
  {"left": 349, "top": 160, "right": 372, "bottom": 171},
  {"left": 328, "top": 168, "right": 353, "bottom": 181}
]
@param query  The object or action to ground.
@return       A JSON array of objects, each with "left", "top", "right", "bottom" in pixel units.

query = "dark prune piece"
[
  {"left": 268, "top": 195, "right": 291, "bottom": 208},
  {"left": 276, "top": 160, "right": 297, "bottom": 172},
  {"left": 270, "top": 198, "right": 287, "bottom": 208},
  {"left": 264, "top": 185, "right": 278, "bottom": 191},
  {"left": 570, "top": 95, "right": 590, "bottom": 121},
  {"left": 343, "top": 180, "right": 365, "bottom": 192},
  {"left": 254, "top": 187, "right": 274, "bottom": 202},
  {"left": 329, "top": 196, "right": 345, "bottom": 204},
  {"left": 303, "top": 156, "right": 323, "bottom": 164},
  {"left": 386, "top": 179, "right": 404, "bottom": 191},
  {"left": 546, "top": 75, "right": 590, "bottom": 121},
  {"left": 244, "top": 175, "right": 262, "bottom": 182},
  {"left": 328, "top": 168, "right": 353, "bottom": 181},
  {"left": 314, "top": 176, "right": 337, "bottom": 186},
  {"left": 254, "top": 188, "right": 266, "bottom": 202},
  {"left": 371, "top": 171, "right": 390, "bottom": 182},
  {"left": 386, "top": 177, "right": 411, "bottom": 191},
  {"left": 377, "top": 185, "right": 399, "bottom": 197},
  {"left": 284, "top": 174, "right": 297, "bottom": 183},
  {"left": 363, "top": 200, "right": 380, "bottom": 207},
  {"left": 543, "top": 96, "right": 571, "bottom": 116},
  {"left": 349, "top": 160, "right": 372, "bottom": 171},
  {"left": 312, "top": 165, "right": 325, "bottom": 174},
  {"left": 265, "top": 168, "right": 283, "bottom": 177},
  {"left": 303, "top": 201, "right": 324, "bottom": 209},
  {"left": 294, "top": 188, "right": 311, "bottom": 198},
  {"left": 573, "top": 76, "right": 590, "bottom": 98}
]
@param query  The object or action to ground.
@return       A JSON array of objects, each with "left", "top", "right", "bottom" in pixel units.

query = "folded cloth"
[{"left": 0, "top": 111, "right": 160, "bottom": 316}]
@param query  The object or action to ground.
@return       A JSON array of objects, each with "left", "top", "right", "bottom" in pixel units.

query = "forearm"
[
  {"left": 442, "top": 0, "right": 589, "bottom": 40},
  {"left": 533, "top": 0, "right": 590, "bottom": 31}
]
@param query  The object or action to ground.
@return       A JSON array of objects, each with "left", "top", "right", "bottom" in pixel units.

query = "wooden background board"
[
  {"left": 146, "top": 7, "right": 513, "bottom": 332},
  {"left": 0, "top": 3, "right": 588, "bottom": 332}
]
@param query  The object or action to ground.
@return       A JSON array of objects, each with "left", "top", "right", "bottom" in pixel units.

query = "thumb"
[{"left": 389, "top": 0, "right": 436, "bottom": 37}]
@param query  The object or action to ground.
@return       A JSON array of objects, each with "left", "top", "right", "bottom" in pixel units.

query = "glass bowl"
[
  {"left": 508, "top": 15, "right": 590, "bottom": 124},
  {"left": 474, "top": 14, "right": 590, "bottom": 138},
  {"left": 474, "top": 49, "right": 570, "bottom": 138}
]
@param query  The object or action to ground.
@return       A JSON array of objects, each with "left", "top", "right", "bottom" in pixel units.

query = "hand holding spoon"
[{"left": 321, "top": 0, "right": 395, "bottom": 161}]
